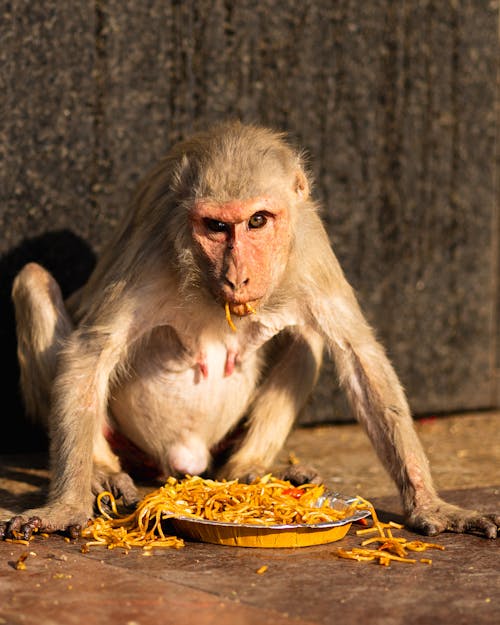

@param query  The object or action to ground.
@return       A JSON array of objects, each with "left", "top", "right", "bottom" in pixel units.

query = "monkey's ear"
[
  {"left": 171, "top": 153, "right": 193, "bottom": 191},
  {"left": 293, "top": 169, "right": 309, "bottom": 200}
]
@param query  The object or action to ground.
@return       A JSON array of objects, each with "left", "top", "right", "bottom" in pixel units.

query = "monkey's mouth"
[
  {"left": 227, "top": 300, "right": 259, "bottom": 317},
  {"left": 224, "top": 300, "right": 259, "bottom": 332}
]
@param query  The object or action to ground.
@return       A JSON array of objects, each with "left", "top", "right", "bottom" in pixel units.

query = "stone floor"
[{"left": 0, "top": 411, "right": 499, "bottom": 625}]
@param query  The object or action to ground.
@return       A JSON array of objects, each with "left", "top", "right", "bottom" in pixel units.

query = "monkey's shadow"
[
  {"left": 0, "top": 229, "right": 96, "bottom": 455},
  {"left": 0, "top": 453, "right": 50, "bottom": 513}
]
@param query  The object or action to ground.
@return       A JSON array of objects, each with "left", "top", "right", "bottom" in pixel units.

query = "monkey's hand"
[
  {"left": 218, "top": 458, "right": 323, "bottom": 487},
  {"left": 217, "top": 460, "right": 269, "bottom": 484},
  {"left": 406, "top": 498, "right": 500, "bottom": 539},
  {"left": 91, "top": 467, "right": 139, "bottom": 508},
  {"left": 280, "top": 463, "right": 323, "bottom": 486},
  {"left": 0, "top": 503, "right": 93, "bottom": 541}
]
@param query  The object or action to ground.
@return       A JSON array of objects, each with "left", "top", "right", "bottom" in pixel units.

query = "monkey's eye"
[
  {"left": 248, "top": 213, "right": 267, "bottom": 229},
  {"left": 204, "top": 218, "right": 229, "bottom": 233}
]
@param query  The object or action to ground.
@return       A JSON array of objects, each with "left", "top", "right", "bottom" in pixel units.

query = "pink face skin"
[{"left": 190, "top": 197, "right": 291, "bottom": 315}]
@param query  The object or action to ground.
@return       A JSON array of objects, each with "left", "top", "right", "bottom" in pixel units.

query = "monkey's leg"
[
  {"left": 220, "top": 328, "right": 324, "bottom": 482},
  {"left": 9, "top": 264, "right": 137, "bottom": 536},
  {"left": 12, "top": 262, "right": 73, "bottom": 425}
]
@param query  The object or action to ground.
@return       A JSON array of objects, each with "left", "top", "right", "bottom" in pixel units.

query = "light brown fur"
[{"left": 4, "top": 121, "right": 499, "bottom": 539}]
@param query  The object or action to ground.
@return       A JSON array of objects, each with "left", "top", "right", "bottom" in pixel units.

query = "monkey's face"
[{"left": 190, "top": 197, "right": 291, "bottom": 316}]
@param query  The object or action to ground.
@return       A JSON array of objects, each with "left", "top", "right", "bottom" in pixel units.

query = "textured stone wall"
[{"left": 1, "top": 1, "right": 499, "bottom": 450}]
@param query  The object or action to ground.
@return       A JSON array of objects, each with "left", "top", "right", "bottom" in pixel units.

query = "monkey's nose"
[{"left": 224, "top": 276, "right": 249, "bottom": 291}]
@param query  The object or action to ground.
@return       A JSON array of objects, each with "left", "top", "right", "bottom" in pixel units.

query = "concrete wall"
[{"left": 1, "top": 1, "right": 499, "bottom": 450}]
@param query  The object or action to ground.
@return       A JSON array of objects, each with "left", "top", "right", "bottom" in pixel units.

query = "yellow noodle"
[
  {"left": 337, "top": 496, "right": 445, "bottom": 566},
  {"left": 225, "top": 302, "right": 237, "bottom": 332}
]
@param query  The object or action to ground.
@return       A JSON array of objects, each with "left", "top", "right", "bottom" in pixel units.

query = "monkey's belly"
[{"left": 109, "top": 345, "right": 260, "bottom": 476}]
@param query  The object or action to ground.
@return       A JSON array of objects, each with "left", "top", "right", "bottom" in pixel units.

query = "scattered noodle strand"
[{"left": 336, "top": 496, "right": 445, "bottom": 566}]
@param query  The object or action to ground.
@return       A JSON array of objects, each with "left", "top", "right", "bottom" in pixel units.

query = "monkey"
[{"left": 2, "top": 120, "right": 499, "bottom": 541}]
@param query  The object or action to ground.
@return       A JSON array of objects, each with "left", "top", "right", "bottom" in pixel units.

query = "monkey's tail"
[{"left": 12, "top": 262, "right": 73, "bottom": 427}]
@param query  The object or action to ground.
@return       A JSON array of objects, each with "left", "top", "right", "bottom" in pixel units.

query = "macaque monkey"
[{"left": 3, "top": 121, "right": 499, "bottom": 541}]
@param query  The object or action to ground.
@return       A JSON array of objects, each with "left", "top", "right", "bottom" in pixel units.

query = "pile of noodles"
[
  {"left": 80, "top": 475, "right": 445, "bottom": 565},
  {"left": 81, "top": 474, "right": 354, "bottom": 551}
]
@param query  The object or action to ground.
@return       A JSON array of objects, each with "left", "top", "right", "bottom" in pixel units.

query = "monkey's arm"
[{"left": 303, "top": 226, "right": 499, "bottom": 538}]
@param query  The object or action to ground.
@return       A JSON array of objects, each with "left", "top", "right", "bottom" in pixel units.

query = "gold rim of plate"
[{"left": 168, "top": 493, "right": 371, "bottom": 548}]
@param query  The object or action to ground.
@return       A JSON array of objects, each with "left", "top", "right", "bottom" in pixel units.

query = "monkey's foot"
[
  {"left": 0, "top": 504, "right": 93, "bottom": 541},
  {"left": 91, "top": 468, "right": 139, "bottom": 508},
  {"left": 407, "top": 499, "right": 500, "bottom": 539}
]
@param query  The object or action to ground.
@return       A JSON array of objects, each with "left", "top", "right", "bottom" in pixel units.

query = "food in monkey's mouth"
[
  {"left": 80, "top": 475, "right": 370, "bottom": 549},
  {"left": 225, "top": 301, "right": 258, "bottom": 331}
]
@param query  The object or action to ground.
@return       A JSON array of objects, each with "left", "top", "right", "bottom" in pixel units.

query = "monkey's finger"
[
  {"left": 122, "top": 497, "right": 140, "bottom": 511},
  {"left": 282, "top": 463, "right": 323, "bottom": 486},
  {"left": 94, "top": 494, "right": 113, "bottom": 516},
  {"left": 446, "top": 511, "right": 499, "bottom": 538},
  {"left": 413, "top": 520, "right": 442, "bottom": 537},
  {"left": 482, "top": 523, "right": 497, "bottom": 539},
  {"left": 67, "top": 524, "right": 82, "bottom": 540},
  {"left": 3, "top": 515, "right": 39, "bottom": 541},
  {"left": 463, "top": 515, "right": 499, "bottom": 539},
  {"left": 98, "top": 493, "right": 112, "bottom": 507},
  {"left": 19, "top": 516, "right": 43, "bottom": 541},
  {"left": 5, "top": 515, "right": 25, "bottom": 538},
  {"left": 110, "top": 472, "right": 139, "bottom": 507}
]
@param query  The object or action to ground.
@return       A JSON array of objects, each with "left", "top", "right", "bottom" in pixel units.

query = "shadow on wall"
[{"left": 0, "top": 230, "right": 96, "bottom": 453}]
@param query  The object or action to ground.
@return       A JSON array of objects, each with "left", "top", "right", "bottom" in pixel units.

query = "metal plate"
[{"left": 168, "top": 493, "right": 371, "bottom": 548}]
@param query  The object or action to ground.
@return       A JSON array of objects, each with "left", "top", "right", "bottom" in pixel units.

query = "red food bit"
[{"left": 282, "top": 488, "right": 305, "bottom": 499}]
